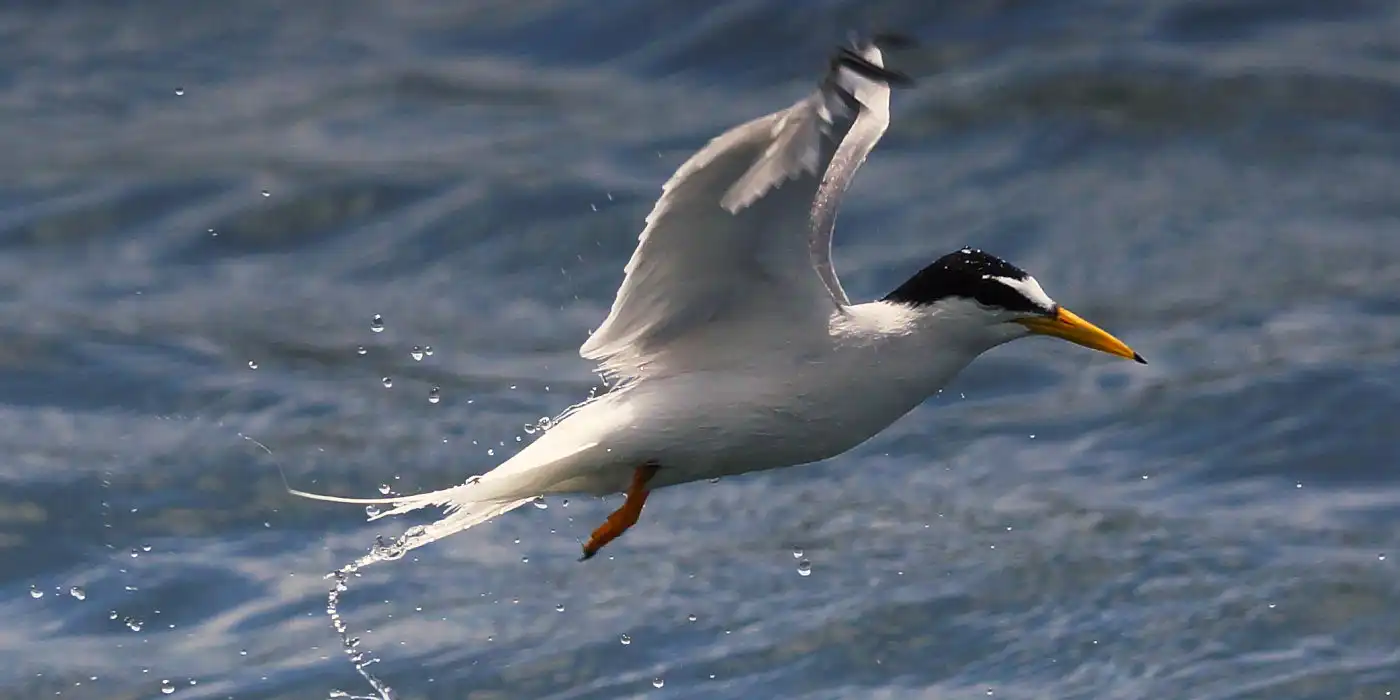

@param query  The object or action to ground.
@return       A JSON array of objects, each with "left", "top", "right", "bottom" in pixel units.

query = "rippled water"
[{"left": 3, "top": 1, "right": 1399, "bottom": 698}]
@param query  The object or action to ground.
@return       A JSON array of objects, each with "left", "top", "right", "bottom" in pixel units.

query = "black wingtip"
[
  {"left": 833, "top": 47, "right": 915, "bottom": 87},
  {"left": 1133, "top": 352, "right": 1147, "bottom": 365}
]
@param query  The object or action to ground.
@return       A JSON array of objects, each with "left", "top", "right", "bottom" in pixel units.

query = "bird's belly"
[
  {"left": 646, "top": 426, "right": 861, "bottom": 490},
  {"left": 633, "top": 372, "right": 929, "bottom": 490},
  {"left": 536, "top": 347, "right": 959, "bottom": 497}
]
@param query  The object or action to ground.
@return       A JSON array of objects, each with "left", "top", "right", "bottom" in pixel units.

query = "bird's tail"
[
  {"left": 291, "top": 482, "right": 536, "bottom": 572},
  {"left": 286, "top": 439, "right": 599, "bottom": 572}
]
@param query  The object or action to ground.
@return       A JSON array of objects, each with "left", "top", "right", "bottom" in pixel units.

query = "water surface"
[{"left": 2, "top": 1, "right": 1399, "bottom": 698}]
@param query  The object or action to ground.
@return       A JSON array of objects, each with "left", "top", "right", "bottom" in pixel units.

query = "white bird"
[{"left": 291, "top": 36, "right": 1144, "bottom": 568}]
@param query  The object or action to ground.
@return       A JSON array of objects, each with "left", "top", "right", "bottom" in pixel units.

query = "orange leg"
[{"left": 579, "top": 463, "right": 660, "bottom": 561}]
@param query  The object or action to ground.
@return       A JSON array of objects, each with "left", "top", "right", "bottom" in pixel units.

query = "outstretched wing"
[{"left": 580, "top": 37, "right": 911, "bottom": 379}]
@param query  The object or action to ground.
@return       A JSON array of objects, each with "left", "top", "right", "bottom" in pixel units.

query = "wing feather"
[{"left": 581, "top": 38, "right": 909, "bottom": 379}]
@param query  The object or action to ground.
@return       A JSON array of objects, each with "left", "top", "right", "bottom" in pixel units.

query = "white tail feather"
[
  {"left": 341, "top": 496, "right": 536, "bottom": 571},
  {"left": 287, "top": 480, "right": 482, "bottom": 521},
  {"left": 288, "top": 439, "right": 602, "bottom": 571},
  {"left": 291, "top": 478, "right": 522, "bottom": 570}
]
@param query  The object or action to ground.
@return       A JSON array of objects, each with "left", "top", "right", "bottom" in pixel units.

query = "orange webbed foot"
[{"left": 579, "top": 463, "right": 659, "bottom": 561}]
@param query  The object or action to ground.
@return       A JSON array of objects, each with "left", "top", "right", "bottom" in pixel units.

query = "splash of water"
[
  {"left": 324, "top": 566, "right": 396, "bottom": 700},
  {"left": 319, "top": 523, "right": 439, "bottom": 700},
  {"left": 244, "top": 432, "right": 406, "bottom": 700}
]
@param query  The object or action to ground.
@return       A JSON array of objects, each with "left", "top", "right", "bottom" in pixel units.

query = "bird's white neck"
[{"left": 832, "top": 300, "right": 1025, "bottom": 398}]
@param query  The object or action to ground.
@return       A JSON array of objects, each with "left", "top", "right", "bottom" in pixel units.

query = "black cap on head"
[{"left": 883, "top": 248, "right": 1047, "bottom": 314}]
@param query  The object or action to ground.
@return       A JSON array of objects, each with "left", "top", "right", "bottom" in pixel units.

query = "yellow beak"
[{"left": 1014, "top": 307, "right": 1145, "bottom": 363}]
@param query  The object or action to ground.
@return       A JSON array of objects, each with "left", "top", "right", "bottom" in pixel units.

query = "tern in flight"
[{"left": 292, "top": 36, "right": 1144, "bottom": 567}]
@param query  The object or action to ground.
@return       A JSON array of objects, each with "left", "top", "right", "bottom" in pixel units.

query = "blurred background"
[{"left": 2, "top": 1, "right": 1399, "bottom": 698}]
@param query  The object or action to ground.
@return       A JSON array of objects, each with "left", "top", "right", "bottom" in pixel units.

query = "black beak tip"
[{"left": 1133, "top": 352, "right": 1147, "bottom": 365}]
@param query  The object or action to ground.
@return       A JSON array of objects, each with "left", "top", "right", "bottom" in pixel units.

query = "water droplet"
[
  {"left": 356, "top": 345, "right": 367, "bottom": 355},
  {"left": 109, "top": 610, "right": 118, "bottom": 620},
  {"left": 370, "top": 315, "right": 385, "bottom": 333},
  {"left": 792, "top": 547, "right": 804, "bottom": 559},
  {"left": 532, "top": 496, "right": 548, "bottom": 510},
  {"left": 620, "top": 634, "right": 631, "bottom": 645},
  {"left": 555, "top": 603, "right": 565, "bottom": 612},
  {"left": 239, "top": 649, "right": 248, "bottom": 656},
  {"left": 126, "top": 618, "right": 143, "bottom": 632},
  {"left": 260, "top": 189, "right": 270, "bottom": 198},
  {"left": 796, "top": 559, "right": 812, "bottom": 576},
  {"left": 428, "top": 386, "right": 440, "bottom": 404},
  {"left": 376, "top": 484, "right": 393, "bottom": 495},
  {"left": 142, "top": 545, "right": 152, "bottom": 552},
  {"left": 69, "top": 586, "right": 85, "bottom": 601},
  {"left": 520, "top": 556, "right": 529, "bottom": 563},
  {"left": 365, "top": 505, "right": 380, "bottom": 518},
  {"left": 486, "top": 448, "right": 495, "bottom": 457},
  {"left": 174, "top": 87, "right": 184, "bottom": 96},
  {"left": 247, "top": 360, "right": 258, "bottom": 370},
  {"left": 29, "top": 586, "right": 42, "bottom": 599},
  {"left": 652, "top": 677, "right": 665, "bottom": 689},
  {"left": 410, "top": 346, "right": 423, "bottom": 361},
  {"left": 161, "top": 679, "right": 175, "bottom": 694},
  {"left": 708, "top": 477, "right": 721, "bottom": 484},
  {"left": 381, "top": 377, "right": 393, "bottom": 388},
  {"left": 130, "top": 548, "right": 140, "bottom": 558},
  {"left": 1380, "top": 554, "right": 1387, "bottom": 561},
  {"left": 208, "top": 228, "right": 217, "bottom": 236},
  {"left": 424, "top": 346, "right": 434, "bottom": 356},
  {"left": 687, "top": 613, "right": 697, "bottom": 622}
]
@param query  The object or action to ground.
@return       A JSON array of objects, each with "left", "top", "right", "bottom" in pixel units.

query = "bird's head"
[{"left": 883, "top": 248, "right": 1145, "bottom": 363}]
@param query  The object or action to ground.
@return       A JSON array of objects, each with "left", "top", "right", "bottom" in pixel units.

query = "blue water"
[{"left": 3, "top": 2, "right": 1400, "bottom": 698}]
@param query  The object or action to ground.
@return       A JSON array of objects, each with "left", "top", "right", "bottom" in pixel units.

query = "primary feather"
[{"left": 579, "top": 40, "right": 902, "bottom": 381}]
